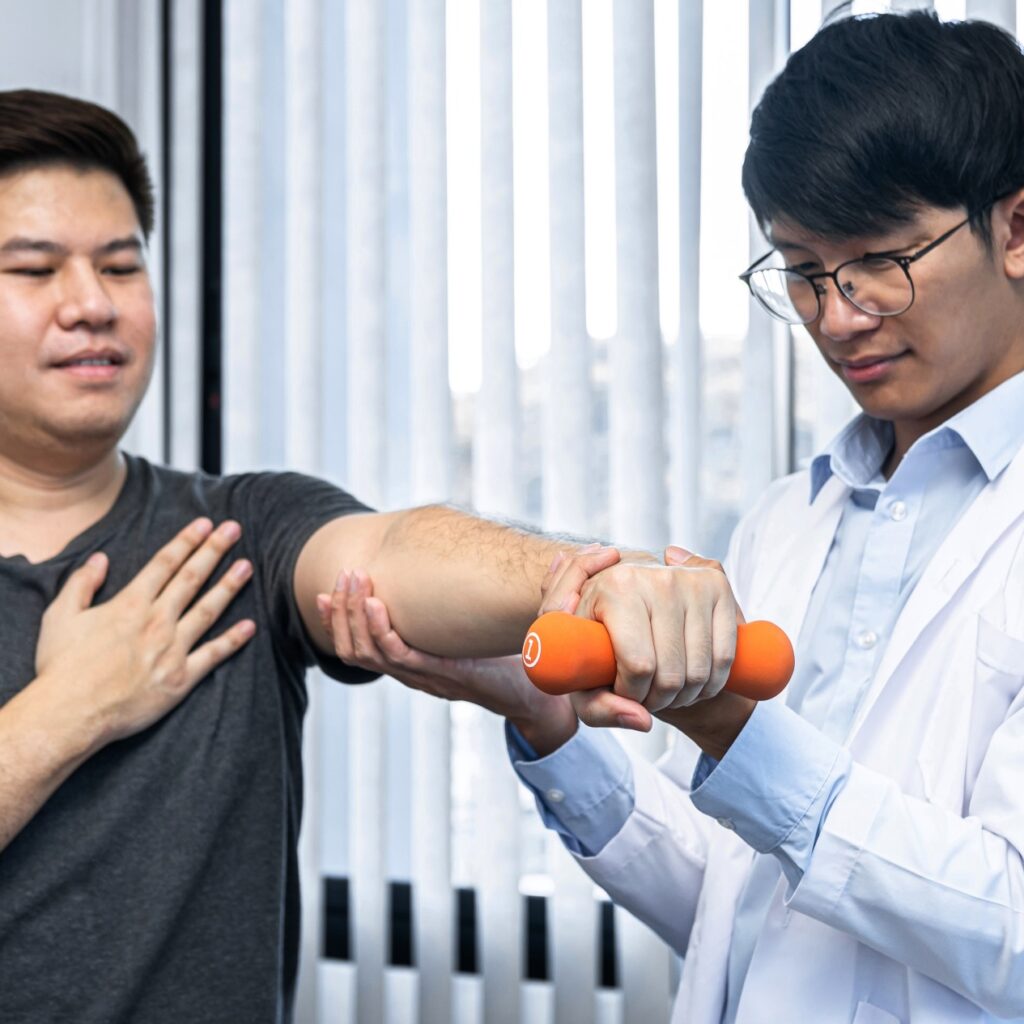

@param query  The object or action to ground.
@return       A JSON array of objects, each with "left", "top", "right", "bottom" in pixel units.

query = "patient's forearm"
[
  {"left": 370, "top": 506, "right": 579, "bottom": 656},
  {"left": 297, "top": 504, "right": 656, "bottom": 659}
]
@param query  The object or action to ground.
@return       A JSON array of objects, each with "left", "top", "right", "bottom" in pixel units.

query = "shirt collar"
[
  {"left": 808, "top": 370, "right": 1024, "bottom": 503},
  {"left": 941, "top": 370, "right": 1024, "bottom": 482},
  {"left": 810, "top": 416, "right": 892, "bottom": 502}
]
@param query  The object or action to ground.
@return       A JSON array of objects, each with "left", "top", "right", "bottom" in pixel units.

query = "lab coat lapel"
[
  {"left": 847, "top": 442, "right": 1024, "bottom": 741},
  {"left": 748, "top": 474, "right": 848, "bottom": 641}
]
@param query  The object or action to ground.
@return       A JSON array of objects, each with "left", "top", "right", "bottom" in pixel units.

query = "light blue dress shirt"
[{"left": 508, "top": 370, "right": 1024, "bottom": 1021}]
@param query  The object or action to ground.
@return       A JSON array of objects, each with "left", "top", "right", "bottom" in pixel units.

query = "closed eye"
[{"left": 6, "top": 267, "right": 54, "bottom": 278}]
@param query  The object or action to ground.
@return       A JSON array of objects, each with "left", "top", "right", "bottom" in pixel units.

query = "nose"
[
  {"left": 55, "top": 262, "right": 117, "bottom": 331},
  {"left": 816, "top": 278, "right": 880, "bottom": 342},
  {"left": 815, "top": 278, "right": 880, "bottom": 342}
]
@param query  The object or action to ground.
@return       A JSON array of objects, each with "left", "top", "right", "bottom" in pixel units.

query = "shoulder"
[{"left": 123, "top": 454, "right": 370, "bottom": 517}]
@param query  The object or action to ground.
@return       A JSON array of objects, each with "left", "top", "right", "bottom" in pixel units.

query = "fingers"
[
  {"left": 124, "top": 518, "right": 215, "bottom": 601},
  {"left": 539, "top": 545, "right": 620, "bottom": 614},
  {"left": 663, "top": 546, "right": 738, "bottom": 703},
  {"left": 570, "top": 689, "right": 652, "bottom": 732},
  {"left": 705, "top": 598, "right": 738, "bottom": 699},
  {"left": 643, "top": 597, "right": 690, "bottom": 713},
  {"left": 364, "top": 597, "right": 416, "bottom": 664},
  {"left": 176, "top": 556, "right": 254, "bottom": 649},
  {"left": 576, "top": 554, "right": 738, "bottom": 711},
  {"left": 342, "top": 571, "right": 380, "bottom": 665},
  {"left": 156, "top": 520, "right": 244, "bottom": 618},
  {"left": 127, "top": 518, "right": 217, "bottom": 601},
  {"left": 320, "top": 571, "right": 355, "bottom": 660},
  {"left": 319, "top": 574, "right": 441, "bottom": 678},
  {"left": 52, "top": 552, "right": 110, "bottom": 613},
  {"left": 183, "top": 618, "right": 256, "bottom": 688},
  {"left": 664, "top": 546, "right": 723, "bottom": 574},
  {"left": 664, "top": 544, "right": 693, "bottom": 566},
  {"left": 322, "top": 570, "right": 388, "bottom": 672},
  {"left": 573, "top": 567, "right": 660, "bottom": 706},
  {"left": 662, "top": 603, "right": 737, "bottom": 710}
]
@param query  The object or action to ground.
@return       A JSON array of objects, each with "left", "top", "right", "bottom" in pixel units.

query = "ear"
[{"left": 995, "top": 187, "right": 1024, "bottom": 281}]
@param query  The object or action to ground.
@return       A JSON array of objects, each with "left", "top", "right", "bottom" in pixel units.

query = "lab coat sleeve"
[
  {"left": 507, "top": 720, "right": 636, "bottom": 857},
  {"left": 506, "top": 717, "right": 712, "bottom": 954},
  {"left": 569, "top": 739, "right": 718, "bottom": 957},
  {"left": 696, "top": 690, "right": 1024, "bottom": 1018},
  {"left": 788, "top": 705, "right": 1024, "bottom": 1019}
]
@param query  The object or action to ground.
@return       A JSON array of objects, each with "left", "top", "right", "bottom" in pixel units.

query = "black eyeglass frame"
[{"left": 739, "top": 214, "right": 973, "bottom": 325}]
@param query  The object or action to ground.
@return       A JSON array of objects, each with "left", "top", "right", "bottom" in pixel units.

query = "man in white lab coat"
[{"left": 325, "top": 11, "right": 1024, "bottom": 1023}]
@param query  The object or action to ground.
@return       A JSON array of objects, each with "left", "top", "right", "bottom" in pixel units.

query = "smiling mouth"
[
  {"left": 835, "top": 351, "right": 908, "bottom": 383},
  {"left": 837, "top": 352, "right": 903, "bottom": 367},
  {"left": 52, "top": 352, "right": 127, "bottom": 369}
]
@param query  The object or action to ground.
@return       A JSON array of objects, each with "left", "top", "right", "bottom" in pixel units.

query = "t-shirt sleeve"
[{"left": 230, "top": 470, "right": 380, "bottom": 684}]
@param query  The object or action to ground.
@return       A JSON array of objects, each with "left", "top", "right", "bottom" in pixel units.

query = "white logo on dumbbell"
[{"left": 523, "top": 631, "right": 542, "bottom": 669}]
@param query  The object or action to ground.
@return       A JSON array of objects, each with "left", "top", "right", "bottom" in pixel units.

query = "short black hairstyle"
[
  {"left": 742, "top": 11, "right": 1024, "bottom": 244},
  {"left": 0, "top": 89, "right": 155, "bottom": 239}
]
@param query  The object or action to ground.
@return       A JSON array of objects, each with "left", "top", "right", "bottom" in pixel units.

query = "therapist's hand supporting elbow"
[{"left": 317, "top": 570, "right": 581, "bottom": 757}]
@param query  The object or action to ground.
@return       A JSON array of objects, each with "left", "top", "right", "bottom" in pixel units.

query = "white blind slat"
[
  {"left": 346, "top": 1, "right": 390, "bottom": 1021},
  {"left": 610, "top": 0, "right": 665, "bottom": 553},
  {"left": 223, "top": 0, "right": 262, "bottom": 474},
  {"left": 408, "top": 0, "right": 456, "bottom": 1019},
  {"left": 610, "top": 2, "right": 671, "bottom": 1021},
  {"left": 669, "top": 0, "right": 703, "bottom": 547},
  {"left": 545, "top": 0, "right": 591, "bottom": 537}
]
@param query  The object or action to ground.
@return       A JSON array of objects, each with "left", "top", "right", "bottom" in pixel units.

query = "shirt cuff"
[
  {"left": 689, "top": 700, "right": 851, "bottom": 886},
  {"left": 506, "top": 720, "right": 635, "bottom": 857}
]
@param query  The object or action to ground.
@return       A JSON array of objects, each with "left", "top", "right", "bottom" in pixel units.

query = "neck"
[{"left": 0, "top": 447, "right": 126, "bottom": 562}]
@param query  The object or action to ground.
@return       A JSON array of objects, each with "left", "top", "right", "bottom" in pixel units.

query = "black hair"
[
  {"left": 0, "top": 89, "right": 154, "bottom": 239},
  {"left": 742, "top": 11, "right": 1024, "bottom": 244}
]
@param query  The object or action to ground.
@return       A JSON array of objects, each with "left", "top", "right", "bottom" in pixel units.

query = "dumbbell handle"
[{"left": 521, "top": 612, "right": 794, "bottom": 701}]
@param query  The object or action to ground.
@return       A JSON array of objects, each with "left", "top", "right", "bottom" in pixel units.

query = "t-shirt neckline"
[{"left": 0, "top": 451, "right": 143, "bottom": 570}]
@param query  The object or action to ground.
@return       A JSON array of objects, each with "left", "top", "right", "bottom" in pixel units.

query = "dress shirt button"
[
  {"left": 855, "top": 630, "right": 878, "bottom": 650},
  {"left": 546, "top": 788, "right": 565, "bottom": 804},
  {"left": 717, "top": 817, "right": 735, "bottom": 830},
  {"left": 888, "top": 500, "right": 907, "bottom": 522}
]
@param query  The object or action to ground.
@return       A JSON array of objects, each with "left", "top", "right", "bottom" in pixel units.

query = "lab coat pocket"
[
  {"left": 967, "top": 615, "right": 1024, "bottom": 789},
  {"left": 975, "top": 613, "right": 1024, "bottom": 676},
  {"left": 915, "top": 626, "right": 977, "bottom": 812},
  {"left": 918, "top": 614, "right": 1024, "bottom": 812},
  {"left": 851, "top": 1001, "right": 902, "bottom": 1024}
]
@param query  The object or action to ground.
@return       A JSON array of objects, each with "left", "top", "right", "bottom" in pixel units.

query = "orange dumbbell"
[{"left": 522, "top": 611, "right": 794, "bottom": 701}]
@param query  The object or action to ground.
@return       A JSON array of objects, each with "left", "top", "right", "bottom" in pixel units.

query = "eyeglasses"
[{"left": 739, "top": 215, "right": 972, "bottom": 326}]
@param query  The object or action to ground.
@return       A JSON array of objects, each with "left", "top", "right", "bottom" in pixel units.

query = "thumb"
[
  {"left": 664, "top": 545, "right": 694, "bottom": 566},
  {"left": 665, "top": 545, "right": 724, "bottom": 573},
  {"left": 570, "top": 689, "right": 652, "bottom": 732},
  {"left": 56, "top": 552, "right": 109, "bottom": 612}
]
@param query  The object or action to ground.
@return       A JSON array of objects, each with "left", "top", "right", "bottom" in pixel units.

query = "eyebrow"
[
  {"left": 771, "top": 239, "right": 815, "bottom": 254},
  {"left": 0, "top": 236, "right": 143, "bottom": 256},
  {"left": 768, "top": 230, "right": 932, "bottom": 257}
]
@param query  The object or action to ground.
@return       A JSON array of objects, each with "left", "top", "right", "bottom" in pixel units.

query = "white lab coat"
[{"left": 573, "top": 446, "right": 1024, "bottom": 1023}]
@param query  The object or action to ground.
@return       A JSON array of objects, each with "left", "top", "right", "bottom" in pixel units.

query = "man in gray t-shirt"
[
  {"left": 0, "top": 91, "right": 722, "bottom": 1023},
  {"left": 0, "top": 458, "right": 374, "bottom": 1023}
]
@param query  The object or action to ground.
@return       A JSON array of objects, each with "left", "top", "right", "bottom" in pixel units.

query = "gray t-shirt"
[{"left": 0, "top": 454, "right": 375, "bottom": 1024}]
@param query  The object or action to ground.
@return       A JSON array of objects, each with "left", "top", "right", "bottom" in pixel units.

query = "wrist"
[
  {"left": 24, "top": 672, "right": 108, "bottom": 764},
  {"left": 509, "top": 696, "right": 578, "bottom": 758},
  {"left": 658, "top": 693, "right": 755, "bottom": 761}
]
